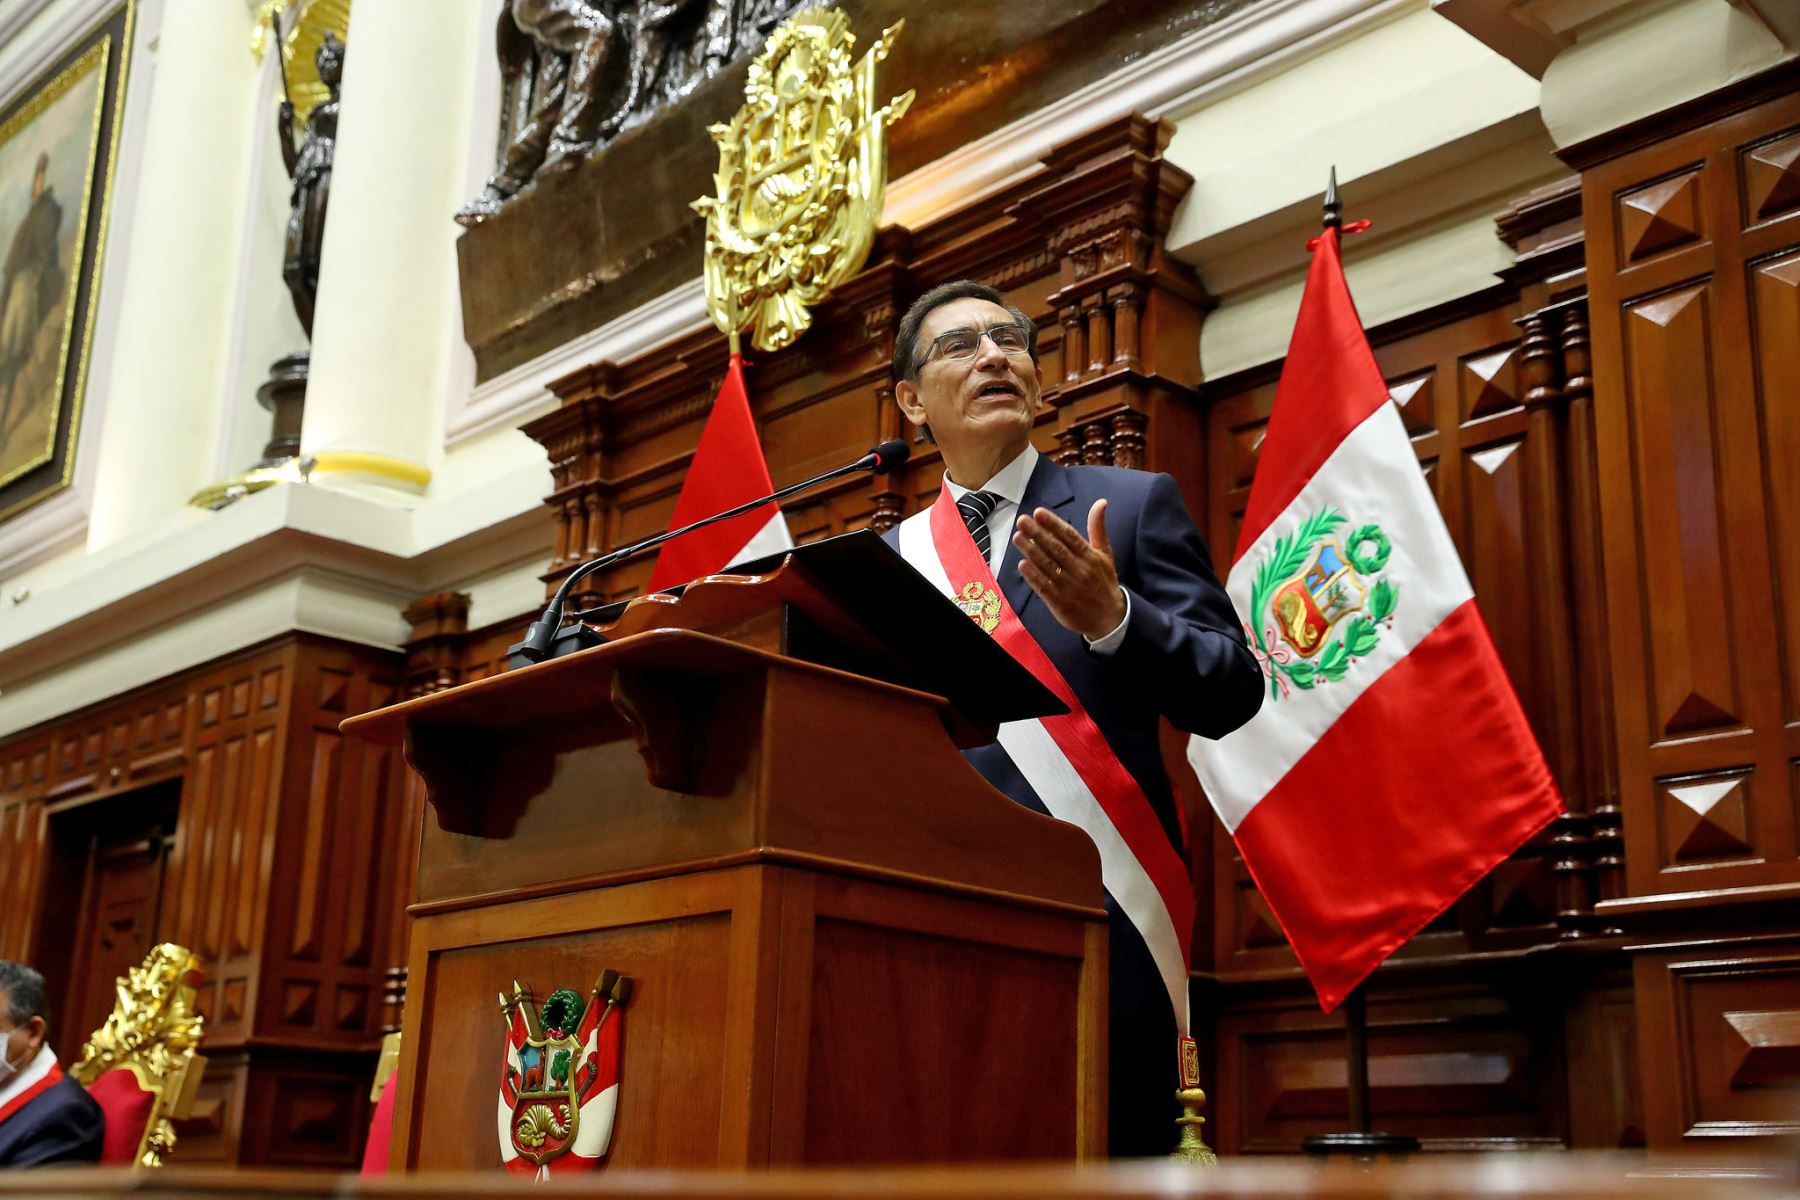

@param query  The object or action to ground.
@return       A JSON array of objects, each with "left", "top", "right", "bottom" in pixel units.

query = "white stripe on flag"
[
  {"left": 897, "top": 512, "right": 1190, "bottom": 1034},
  {"left": 1189, "top": 402, "right": 1475, "bottom": 833},
  {"left": 497, "top": 1036, "right": 521, "bottom": 1163},
  {"left": 725, "top": 509, "right": 794, "bottom": 569},
  {"left": 573, "top": 1082, "right": 620, "bottom": 1158}
]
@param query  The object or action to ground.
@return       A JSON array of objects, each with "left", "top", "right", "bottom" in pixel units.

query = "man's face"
[
  {"left": 896, "top": 297, "right": 1041, "bottom": 458},
  {"left": 0, "top": 996, "right": 44, "bottom": 1072}
]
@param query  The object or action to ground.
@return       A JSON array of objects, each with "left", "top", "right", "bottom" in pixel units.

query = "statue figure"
[
  {"left": 276, "top": 30, "right": 343, "bottom": 337},
  {"left": 456, "top": 0, "right": 786, "bottom": 228}
]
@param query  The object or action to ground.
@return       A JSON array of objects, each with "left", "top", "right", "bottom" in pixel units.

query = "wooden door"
[{"left": 48, "top": 782, "right": 179, "bottom": 1048}]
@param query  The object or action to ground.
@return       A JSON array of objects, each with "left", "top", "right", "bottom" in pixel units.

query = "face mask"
[{"left": 0, "top": 1028, "right": 26, "bottom": 1084}]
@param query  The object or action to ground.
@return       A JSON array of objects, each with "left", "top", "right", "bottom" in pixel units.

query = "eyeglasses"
[{"left": 919, "top": 322, "right": 1032, "bottom": 369}]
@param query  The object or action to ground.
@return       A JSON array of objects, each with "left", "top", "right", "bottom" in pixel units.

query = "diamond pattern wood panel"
[
  {"left": 1659, "top": 771, "right": 1755, "bottom": 866},
  {"left": 1621, "top": 284, "right": 1741, "bottom": 738},
  {"left": 1618, "top": 170, "right": 1703, "bottom": 261},
  {"left": 1460, "top": 345, "right": 1523, "bottom": 421},
  {"left": 1743, "top": 129, "right": 1800, "bottom": 223},
  {"left": 1750, "top": 252, "right": 1800, "bottom": 726},
  {"left": 1389, "top": 371, "right": 1435, "bottom": 437}
]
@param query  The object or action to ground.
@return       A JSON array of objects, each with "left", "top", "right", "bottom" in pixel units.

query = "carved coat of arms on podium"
[
  {"left": 692, "top": 8, "right": 913, "bottom": 351},
  {"left": 497, "top": 971, "right": 632, "bottom": 1178}
]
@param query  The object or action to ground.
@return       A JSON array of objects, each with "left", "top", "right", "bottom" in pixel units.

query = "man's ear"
[{"left": 894, "top": 379, "right": 927, "bottom": 428}]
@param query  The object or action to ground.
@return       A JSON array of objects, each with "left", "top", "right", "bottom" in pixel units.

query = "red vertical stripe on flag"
[
  {"left": 1234, "top": 229, "right": 1390, "bottom": 564},
  {"left": 646, "top": 353, "right": 783, "bottom": 591}
]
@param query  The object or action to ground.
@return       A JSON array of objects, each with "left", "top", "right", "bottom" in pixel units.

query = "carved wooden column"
[
  {"left": 401, "top": 592, "right": 473, "bottom": 700},
  {"left": 1006, "top": 115, "right": 1210, "bottom": 484},
  {"left": 522, "top": 373, "right": 612, "bottom": 606},
  {"left": 1517, "top": 303, "right": 1599, "bottom": 939},
  {"left": 1556, "top": 300, "right": 1624, "bottom": 922},
  {"left": 382, "top": 593, "right": 476, "bottom": 1033},
  {"left": 858, "top": 268, "right": 909, "bottom": 534},
  {"left": 1109, "top": 409, "right": 1146, "bottom": 470}
]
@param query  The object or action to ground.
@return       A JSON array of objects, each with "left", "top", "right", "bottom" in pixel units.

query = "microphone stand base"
[
  {"left": 1301, "top": 1131, "right": 1419, "bottom": 1158},
  {"left": 506, "top": 623, "right": 606, "bottom": 670}
]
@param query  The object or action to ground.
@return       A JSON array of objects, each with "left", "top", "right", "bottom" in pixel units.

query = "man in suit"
[
  {"left": 883, "top": 279, "right": 1263, "bottom": 1156},
  {"left": 0, "top": 961, "right": 102, "bottom": 1167}
]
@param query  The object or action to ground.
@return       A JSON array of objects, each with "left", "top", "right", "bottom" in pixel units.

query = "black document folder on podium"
[{"left": 576, "top": 528, "right": 1063, "bottom": 731}]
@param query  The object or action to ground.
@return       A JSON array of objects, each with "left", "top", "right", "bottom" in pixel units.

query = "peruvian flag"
[
  {"left": 646, "top": 353, "right": 793, "bottom": 591},
  {"left": 1186, "top": 224, "right": 1562, "bottom": 1011}
]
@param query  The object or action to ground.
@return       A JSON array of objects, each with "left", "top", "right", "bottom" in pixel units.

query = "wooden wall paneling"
[
  {"left": 0, "top": 632, "right": 421, "bottom": 1167},
  {"left": 1213, "top": 979, "right": 1570, "bottom": 1154},
  {"left": 245, "top": 639, "right": 407, "bottom": 1166},
  {"left": 1563, "top": 975, "right": 1645, "bottom": 1149},
  {"left": 167, "top": 646, "right": 291, "bottom": 1045},
  {"left": 1632, "top": 937, "right": 1800, "bottom": 1143},
  {"left": 169, "top": 1047, "right": 248, "bottom": 1164},
  {"left": 1748, "top": 249, "right": 1800, "bottom": 734},
  {"left": 0, "top": 791, "right": 46, "bottom": 961},
  {"left": 1583, "top": 86, "right": 1800, "bottom": 901}
]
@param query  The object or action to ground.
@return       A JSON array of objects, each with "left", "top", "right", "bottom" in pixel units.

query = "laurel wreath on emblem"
[{"left": 1246, "top": 506, "right": 1399, "bottom": 700}]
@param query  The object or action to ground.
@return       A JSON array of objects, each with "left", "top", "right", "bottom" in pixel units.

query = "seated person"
[{"left": 0, "top": 961, "right": 103, "bottom": 1166}]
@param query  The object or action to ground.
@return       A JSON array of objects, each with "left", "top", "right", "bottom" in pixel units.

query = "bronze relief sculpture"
[{"left": 456, "top": 0, "right": 804, "bottom": 228}]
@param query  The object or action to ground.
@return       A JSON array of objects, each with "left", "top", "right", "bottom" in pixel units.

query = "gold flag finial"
[{"left": 692, "top": 7, "right": 912, "bottom": 353}]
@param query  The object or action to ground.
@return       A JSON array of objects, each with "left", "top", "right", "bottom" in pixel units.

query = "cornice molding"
[{"left": 0, "top": 473, "right": 550, "bottom": 734}]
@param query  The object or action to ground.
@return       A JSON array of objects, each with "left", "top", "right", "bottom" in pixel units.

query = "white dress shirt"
[{"left": 942, "top": 444, "right": 1130, "bottom": 653}]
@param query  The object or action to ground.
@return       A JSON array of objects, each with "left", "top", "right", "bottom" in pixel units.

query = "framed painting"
[{"left": 0, "top": 2, "right": 132, "bottom": 525}]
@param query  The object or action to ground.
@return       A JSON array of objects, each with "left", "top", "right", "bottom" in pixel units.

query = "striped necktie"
[{"left": 956, "top": 490, "right": 1002, "bottom": 563}]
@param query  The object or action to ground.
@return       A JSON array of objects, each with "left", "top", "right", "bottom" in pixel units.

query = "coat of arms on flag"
[
  {"left": 1249, "top": 508, "right": 1398, "bottom": 697},
  {"left": 498, "top": 970, "right": 632, "bottom": 1179}
]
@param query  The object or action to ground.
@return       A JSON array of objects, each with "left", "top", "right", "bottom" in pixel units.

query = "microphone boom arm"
[{"left": 511, "top": 441, "right": 906, "bottom": 663}]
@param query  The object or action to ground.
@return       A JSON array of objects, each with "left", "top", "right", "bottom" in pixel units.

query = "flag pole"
[{"left": 1295, "top": 168, "right": 1419, "bottom": 1162}]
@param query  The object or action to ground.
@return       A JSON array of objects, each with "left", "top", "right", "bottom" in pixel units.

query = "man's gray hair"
[
  {"left": 0, "top": 961, "right": 47, "bottom": 1024},
  {"left": 891, "top": 279, "right": 1039, "bottom": 383}
]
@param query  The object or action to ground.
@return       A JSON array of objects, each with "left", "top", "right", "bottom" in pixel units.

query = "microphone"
[
  {"left": 510, "top": 437, "right": 913, "bottom": 664},
  {"left": 861, "top": 437, "right": 910, "bottom": 474}
]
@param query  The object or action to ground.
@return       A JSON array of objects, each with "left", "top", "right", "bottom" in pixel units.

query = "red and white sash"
[
  {"left": 0, "top": 1057, "right": 63, "bottom": 1127},
  {"left": 898, "top": 485, "right": 1196, "bottom": 1052}
]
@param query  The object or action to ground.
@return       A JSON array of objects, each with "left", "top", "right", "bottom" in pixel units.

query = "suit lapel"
[{"left": 998, "top": 456, "right": 1078, "bottom": 623}]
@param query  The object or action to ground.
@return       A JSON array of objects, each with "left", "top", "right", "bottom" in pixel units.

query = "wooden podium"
[{"left": 343, "top": 534, "right": 1109, "bottom": 1170}]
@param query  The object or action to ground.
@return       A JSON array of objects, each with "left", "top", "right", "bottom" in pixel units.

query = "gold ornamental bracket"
[{"left": 692, "top": 9, "right": 913, "bottom": 354}]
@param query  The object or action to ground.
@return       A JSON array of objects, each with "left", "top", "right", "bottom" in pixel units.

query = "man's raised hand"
[{"left": 1013, "top": 499, "right": 1128, "bottom": 641}]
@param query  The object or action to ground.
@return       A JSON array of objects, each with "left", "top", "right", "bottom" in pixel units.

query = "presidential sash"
[{"left": 898, "top": 484, "right": 1198, "bottom": 1076}]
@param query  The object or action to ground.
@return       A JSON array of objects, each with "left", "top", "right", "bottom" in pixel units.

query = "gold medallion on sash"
[{"left": 956, "top": 581, "right": 1002, "bottom": 633}]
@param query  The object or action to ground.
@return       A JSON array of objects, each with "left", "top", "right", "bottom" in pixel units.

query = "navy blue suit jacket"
[
  {"left": 0, "top": 1075, "right": 104, "bottom": 1167},
  {"left": 887, "top": 456, "right": 1263, "bottom": 862}
]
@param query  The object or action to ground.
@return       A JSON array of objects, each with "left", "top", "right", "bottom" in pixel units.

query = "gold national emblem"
[
  {"left": 692, "top": 9, "right": 913, "bottom": 352},
  {"left": 957, "top": 581, "right": 1002, "bottom": 633}
]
